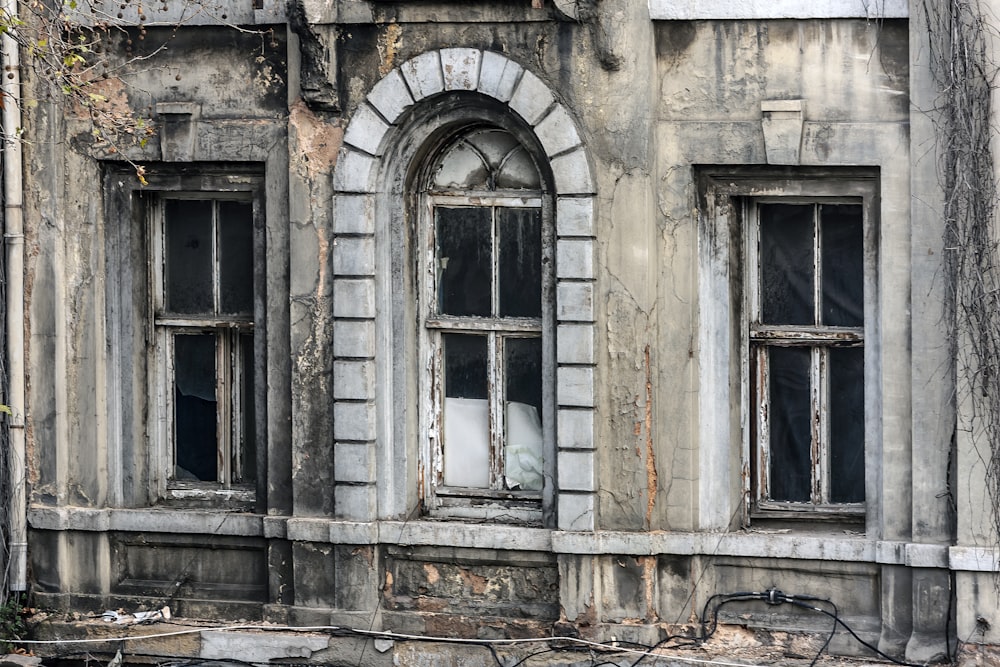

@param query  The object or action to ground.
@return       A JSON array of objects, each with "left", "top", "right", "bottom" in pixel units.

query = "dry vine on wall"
[{"left": 925, "top": 0, "right": 1000, "bottom": 554}]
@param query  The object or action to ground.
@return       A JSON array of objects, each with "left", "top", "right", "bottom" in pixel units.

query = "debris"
[{"left": 101, "top": 606, "right": 171, "bottom": 625}]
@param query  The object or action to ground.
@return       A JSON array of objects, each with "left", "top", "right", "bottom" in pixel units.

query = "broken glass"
[
  {"left": 504, "top": 337, "right": 543, "bottom": 491},
  {"left": 173, "top": 333, "right": 218, "bottom": 482}
]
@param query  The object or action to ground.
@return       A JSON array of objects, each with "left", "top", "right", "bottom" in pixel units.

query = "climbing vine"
[{"left": 924, "top": 0, "right": 1000, "bottom": 553}]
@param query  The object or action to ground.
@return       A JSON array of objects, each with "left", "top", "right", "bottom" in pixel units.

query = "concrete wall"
[{"left": 14, "top": 0, "right": 999, "bottom": 663}]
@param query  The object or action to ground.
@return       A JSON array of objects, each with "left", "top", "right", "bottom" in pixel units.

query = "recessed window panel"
[
  {"left": 498, "top": 208, "right": 542, "bottom": 318},
  {"left": 165, "top": 200, "right": 214, "bottom": 314},
  {"left": 760, "top": 204, "right": 814, "bottom": 325},
  {"left": 767, "top": 345, "right": 812, "bottom": 502},
  {"left": 235, "top": 333, "right": 256, "bottom": 484},
  {"left": 174, "top": 333, "right": 218, "bottom": 482},
  {"left": 829, "top": 346, "right": 865, "bottom": 503},
  {"left": 821, "top": 204, "right": 864, "bottom": 327},
  {"left": 436, "top": 207, "right": 492, "bottom": 317},
  {"left": 219, "top": 201, "right": 254, "bottom": 316}
]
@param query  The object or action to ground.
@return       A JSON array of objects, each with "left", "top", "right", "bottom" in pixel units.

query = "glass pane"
[
  {"left": 767, "top": 345, "right": 812, "bottom": 502},
  {"left": 494, "top": 145, "right": 541, "bottom": 190},
  {"left": 830, "top": 347, "right": 865, "bottom": 503},
  {"left": 432, "top": 140, "right": 489, "bottom": 190},
  {"left": 436, "top": 207, "right": 492, "bottom": 317},
  {"left": 173, "top": 333, "right": 217, "bottom": 482},
  {"left": 234, "top": 333, "right": 256, "bottom": 484},
  {"left": 504, "top": 337, "right": 543, "bottom": 491},
  {"left": 759, "top": 204, "right": 815, "bottom": 325},
  {"left": 498, "top": 208, "right": 542, "bottom": 317},
  {"left": 165, "top": 200, "right": 214, "bottom": 314},
  {"left": 821, "top": 204, "right": 864, "bottom": 327},
  {"left": 219, "top": 201, "right": 254, "bottom": 316},
  {"left": 442, "top": 334, "right": 489, "bottom": 488}
]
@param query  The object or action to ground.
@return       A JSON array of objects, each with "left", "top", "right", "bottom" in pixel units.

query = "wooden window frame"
[
  {"left": 419, "top": 191, "right": 554, "bottom": 522},
  {"left": 149, "top": 192, "right": 261, "bottom": 504},
  {"left": 747, "top": 198, "right": 868, "bottom": 518}
]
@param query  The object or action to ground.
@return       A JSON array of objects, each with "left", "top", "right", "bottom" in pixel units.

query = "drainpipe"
[{"left": 2, "top": 0, "right": 27, "bottom": 592}]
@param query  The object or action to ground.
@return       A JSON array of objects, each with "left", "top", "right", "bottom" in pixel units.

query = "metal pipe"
[{"left": 2, "top": 0, "right": 27, "bottom": 591}]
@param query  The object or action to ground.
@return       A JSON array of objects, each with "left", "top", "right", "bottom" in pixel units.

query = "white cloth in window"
[{"left": 442, "top": 398, "right": 543, "bottom": 490}]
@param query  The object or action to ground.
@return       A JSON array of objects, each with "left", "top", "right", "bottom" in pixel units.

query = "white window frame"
[
  {"left": 746, "top": 198, "right": 868, "bottom": 517},
  {"left": 149, "top": 192, "right": 260, "bottom": 504},
  {"left": 418, "top": 190, "right": 554, "bottom": 523}
]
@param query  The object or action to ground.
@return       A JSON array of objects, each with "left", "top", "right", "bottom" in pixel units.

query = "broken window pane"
[
  {"left": 767, "top": 345, "right": 812, "bottom": 502},
  {"left": 442, "top": 334, "right": 489, "bottom": 488},
  {"left": 504, "top": 337, "right": 543, "bottom": 491},
  {"left": 829, "top": 346, "right": 865, "bottom": 503},
  {"left": 174, "top": 333, "right": 218, "bottom": 482},
  {"left": 165, "top": 200, "right": 214, "bottom": 314},
  {"left": 498, "top": 208, "right": 542, "bottom": 318},
  {"left": 821, "top": 204, "right": 864, "bottom": 327},
  {"left": 759, "top": 204, "right": 814, "bottom": 325},
  {"left": 219, "top": 201, "right": 254, "bottom": 316},
  {"left": 437, "top": 207, "right": 492, "bottom": 317}
]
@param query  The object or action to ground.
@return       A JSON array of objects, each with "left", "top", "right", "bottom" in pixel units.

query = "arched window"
[{"left": 417, "top": 127, "right": 552, "bottom": 520}]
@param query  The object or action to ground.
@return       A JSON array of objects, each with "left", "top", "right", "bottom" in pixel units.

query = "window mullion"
[
  {"left": 755, "top": 345, "right": 771, "bottom": 504},
  {"left": 217, "top": 330, "right": 232, "bottom": 487},
  {"left": 489, "top": 332, "right": 504, "bottom": 490},
  {"left": 812, "top": 346, "right": 826, "bottom": 505}
]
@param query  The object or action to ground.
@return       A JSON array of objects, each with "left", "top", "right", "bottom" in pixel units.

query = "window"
[
  {"left": 152, "top": 195, "right": 258, "bottom": 499},
  {"left": 748, "top": 198, "right": 869, "bottom": 517},
  {"left": 696, "top": 168, "right": 878, "bottom": 526},
  {"left": 418, "top": 127, "right": 551, "bottom": 518}
]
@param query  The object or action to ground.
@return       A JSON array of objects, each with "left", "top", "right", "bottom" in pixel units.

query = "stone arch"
[{"left": 330, "top": 49, "right": 597, "bottom": 531}]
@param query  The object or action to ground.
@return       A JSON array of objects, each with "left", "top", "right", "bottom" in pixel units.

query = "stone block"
[
  {"left": 551, "top": 149, "right": 594, "bottom": 195},
  {"left": 556, "top": 282, "right": 594, "bottom": 322},
  {"left": 556, "top": 239, "right": 594, "bottom": 280},
  {"left": 368, "top": 69, "right": 414, "bottom": 124},
  {"left": 509, "top": 69, "right": 554, "bottom": 125},
  {"left": 335, "top": 483, "right": 377, "bottom": 521},
  {"left": 332, "top": 148, "right": 377, "bottom": 193},
  {"left": 333, "top": 236, "right": 375, "bottom": 277},
  {"left": 441, "top": 48, "right": 481, "bottom": 91},
  {"left": 333, "top": 194, "right": 375, "bottom": 235},
  {"left": 558, "top": 493, "right": 595, "bottom": 531},
  {"left": 558, "top": 366, "right": 594, "bottom": 407},
  {"left": 557, "top": 408, "right": 595, "bottom": 450},
  {"left": 333, "top": 278, "right": 375, "bottom": 318},
  {"left": 333, "top": 360, "right": 375, "bottom": 400},
  {"left": 401, "top": 51, "right": 444, "bottom": 101},
  {"left": 557, "top": 324, "right": 594, "bottom": 364},
  {"left": 343, "top": 103, "right": 391, "bottom": 156},
  {"left": 478, "top": 51, "right": 522, "bottom": 102},
  {"left": 558, "top": 450, "right": 595, "bottom": 491},
  {"left": 556, "top": 197, "right": 596, "bottom": 237},
  {"left": 534, "top": 105, "right": 582, "bottom": 157},
  {"left": 333, "top": 401, "right": 376, "bottom": 440},
  {"left": 334, "top": 442, "right": 375, "bottom": 483},
  {"left": 334, "top": 319, "right": 376, "bottom": 358}
]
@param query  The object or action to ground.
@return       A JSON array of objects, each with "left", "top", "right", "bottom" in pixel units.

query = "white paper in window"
[{"left": 443, "top": 397, "right": 490, "bottom": 488}]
